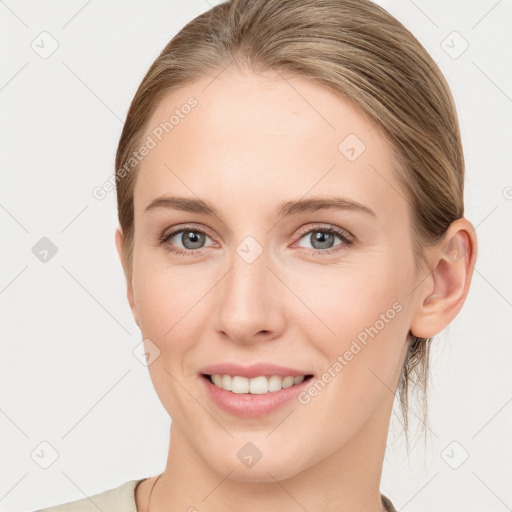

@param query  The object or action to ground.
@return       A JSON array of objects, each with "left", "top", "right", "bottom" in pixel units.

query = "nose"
[{"left": 213, "top": 242, "right": 286, "bottom": 345}]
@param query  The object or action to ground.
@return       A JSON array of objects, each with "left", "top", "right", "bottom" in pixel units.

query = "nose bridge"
[{"left": 214, "top": 235, "right": 284, "bottom": 342}]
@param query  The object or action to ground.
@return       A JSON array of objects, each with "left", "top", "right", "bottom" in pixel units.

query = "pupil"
[
  {"left": 312, "top": 231, "right": 334, "bottom": 249},
  {"left": 183, "top": 231, "right": 205, "bottom": 249}
]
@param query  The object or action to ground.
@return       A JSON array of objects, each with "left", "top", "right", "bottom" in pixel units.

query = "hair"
[{"left": 115, "top": 0, "right": 465, "bottom": 446}]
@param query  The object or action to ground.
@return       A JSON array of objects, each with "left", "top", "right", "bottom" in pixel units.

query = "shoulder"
[{"left": 34, "top": 479, "right": 145, "bottom": 512}]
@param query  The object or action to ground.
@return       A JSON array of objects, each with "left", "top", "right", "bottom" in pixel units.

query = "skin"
[{"left": 115, "top": 67, "right": 477, "bottom": 512}]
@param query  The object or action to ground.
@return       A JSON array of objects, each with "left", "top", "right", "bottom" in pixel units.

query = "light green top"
[{"left": 35, "top": 478, "right": 397, "bottom": 511}]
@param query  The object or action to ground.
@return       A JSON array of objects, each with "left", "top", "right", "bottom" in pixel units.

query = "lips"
[
  {"left": 200, "top": 362, "right": 313, "bottom": 378},
  {"left": 199, "top": 362, "right": 315, "bottom": 417}
]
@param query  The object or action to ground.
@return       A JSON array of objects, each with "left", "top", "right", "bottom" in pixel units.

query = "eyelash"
[{"left": 157, "top": 223, "right": 355, "bottom": 256}]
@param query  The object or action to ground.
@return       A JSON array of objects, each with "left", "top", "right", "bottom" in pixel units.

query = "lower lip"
[{"left": 201, "top": 375, "right": 312, "bottom": 418}]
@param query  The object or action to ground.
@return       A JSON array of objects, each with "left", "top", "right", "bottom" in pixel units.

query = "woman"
[{"left": 37, "top": 0, "right": 477, "bottom": 510}]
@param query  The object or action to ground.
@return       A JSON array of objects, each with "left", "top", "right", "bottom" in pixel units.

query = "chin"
[
  {"left": 220, "top": 461, "right": 303, "bottom": 484},
  {"left": 203, "top": 445, "right": 309, "bottom": 484}
]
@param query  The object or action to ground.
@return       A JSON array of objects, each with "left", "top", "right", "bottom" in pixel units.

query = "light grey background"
[{"left": 1, "top": 1, "right": 511, "bottom": 511}]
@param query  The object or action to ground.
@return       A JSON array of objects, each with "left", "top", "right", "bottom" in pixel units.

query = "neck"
[{"left": 142, "top": 395, "right": 393, "bottom": 512}]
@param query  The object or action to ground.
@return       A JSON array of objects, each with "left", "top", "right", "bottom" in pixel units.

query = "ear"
[
  {"left": 115, "top": 227, "right": 139, "bottom": 327},
  {"left": 410, "top": 217, "right": 478, "bottom": 339}
]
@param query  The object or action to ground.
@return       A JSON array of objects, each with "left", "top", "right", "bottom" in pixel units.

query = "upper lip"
[{"left": 200, "top": 363, "right": 314, "bottom": 379}]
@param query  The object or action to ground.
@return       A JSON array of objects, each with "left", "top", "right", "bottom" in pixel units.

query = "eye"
[
  {"left": 157, "top": 223, "right": 355, "bottom": 256},
  {"left": 293, "top": 224, "right": 354, "bottom": 254},
  {"left": 158, "top": 225, "right": 215, "bottom": 254}
]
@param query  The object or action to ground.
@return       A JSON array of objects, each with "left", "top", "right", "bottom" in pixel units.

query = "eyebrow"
[{"left": 144, "top": 195, "right": 376, "bottom": 218}]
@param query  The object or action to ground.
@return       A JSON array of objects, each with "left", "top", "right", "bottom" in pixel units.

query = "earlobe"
[{"left": 410, "top": 218, "right": 477, "bottom": 339}]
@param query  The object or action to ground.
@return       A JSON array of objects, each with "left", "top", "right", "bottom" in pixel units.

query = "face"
[{"left": 121, "top": 68, "right": 424, "bottom": 482}]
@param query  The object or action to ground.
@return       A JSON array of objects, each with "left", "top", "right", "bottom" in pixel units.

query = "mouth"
[
  {"left": 200, "top": 371, "right": 315, "bottom": 418},
  {"left": 202, "top": 373, "right": 314, "bottom": 394}
]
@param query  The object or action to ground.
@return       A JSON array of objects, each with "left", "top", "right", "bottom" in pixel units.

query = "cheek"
[
  {"left": 131, "top": 253, "right": 214, "bottom": 354},
  {"left": 330, "top": 277, "right": 405, "bottom": 345},
  {"left": 291, "top": 258, "right": 411, "bottom": 390},
  {"left": 289, "top": 268, "right": 409, "bottom": 442},
  {"left": 294, "top": 256, "right": 408, "bottom": 339},
  {"left": 131, "top": 258, "right": 211, "bottom": 415}
]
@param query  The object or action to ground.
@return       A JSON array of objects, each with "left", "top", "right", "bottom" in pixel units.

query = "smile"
[{"left": 204, "top": 374, "right": 313, "bottom": 394}]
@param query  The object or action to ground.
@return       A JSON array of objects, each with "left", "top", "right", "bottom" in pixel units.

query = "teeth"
[
  {"left": 232, "top": 376, "right": 249, "bottom": 394},
  {"left": 249, "top": 376, "right": 268, "bottom": 394},
  {"left": 209, "top": 374, "right": 308, "bottom": 394},
  {"left": 268, "top": 375, "right": 282, "bottom": 392},
  {"left": 221, "top": 374, "right": 232, "bottom": 391},
  {"left": 282, "top": 376, "right": 295, "bottom": 389}
]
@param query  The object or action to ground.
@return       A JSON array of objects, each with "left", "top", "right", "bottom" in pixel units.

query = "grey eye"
[
  {"left": 170, "top": 230, "right": 210, "bottom": 250},
  {"left": 297, "top": 230, "right": 343, "bottom": 250}
]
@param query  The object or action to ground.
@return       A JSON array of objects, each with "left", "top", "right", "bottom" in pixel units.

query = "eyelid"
[
  {"left": 159, "top": 223, "right": 213, "bottom": 242},
  {"left": 294, "top": 223, "right": 354, "bottom": 242}
]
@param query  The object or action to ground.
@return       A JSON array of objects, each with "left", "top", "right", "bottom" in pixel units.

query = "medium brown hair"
[{"left": 115, "top": 0, "right": 465, "bottom": 444}]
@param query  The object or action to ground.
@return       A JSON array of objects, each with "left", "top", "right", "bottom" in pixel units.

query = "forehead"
[{"left": 133, "top": 68, "right": 407, "bottom": 223}]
